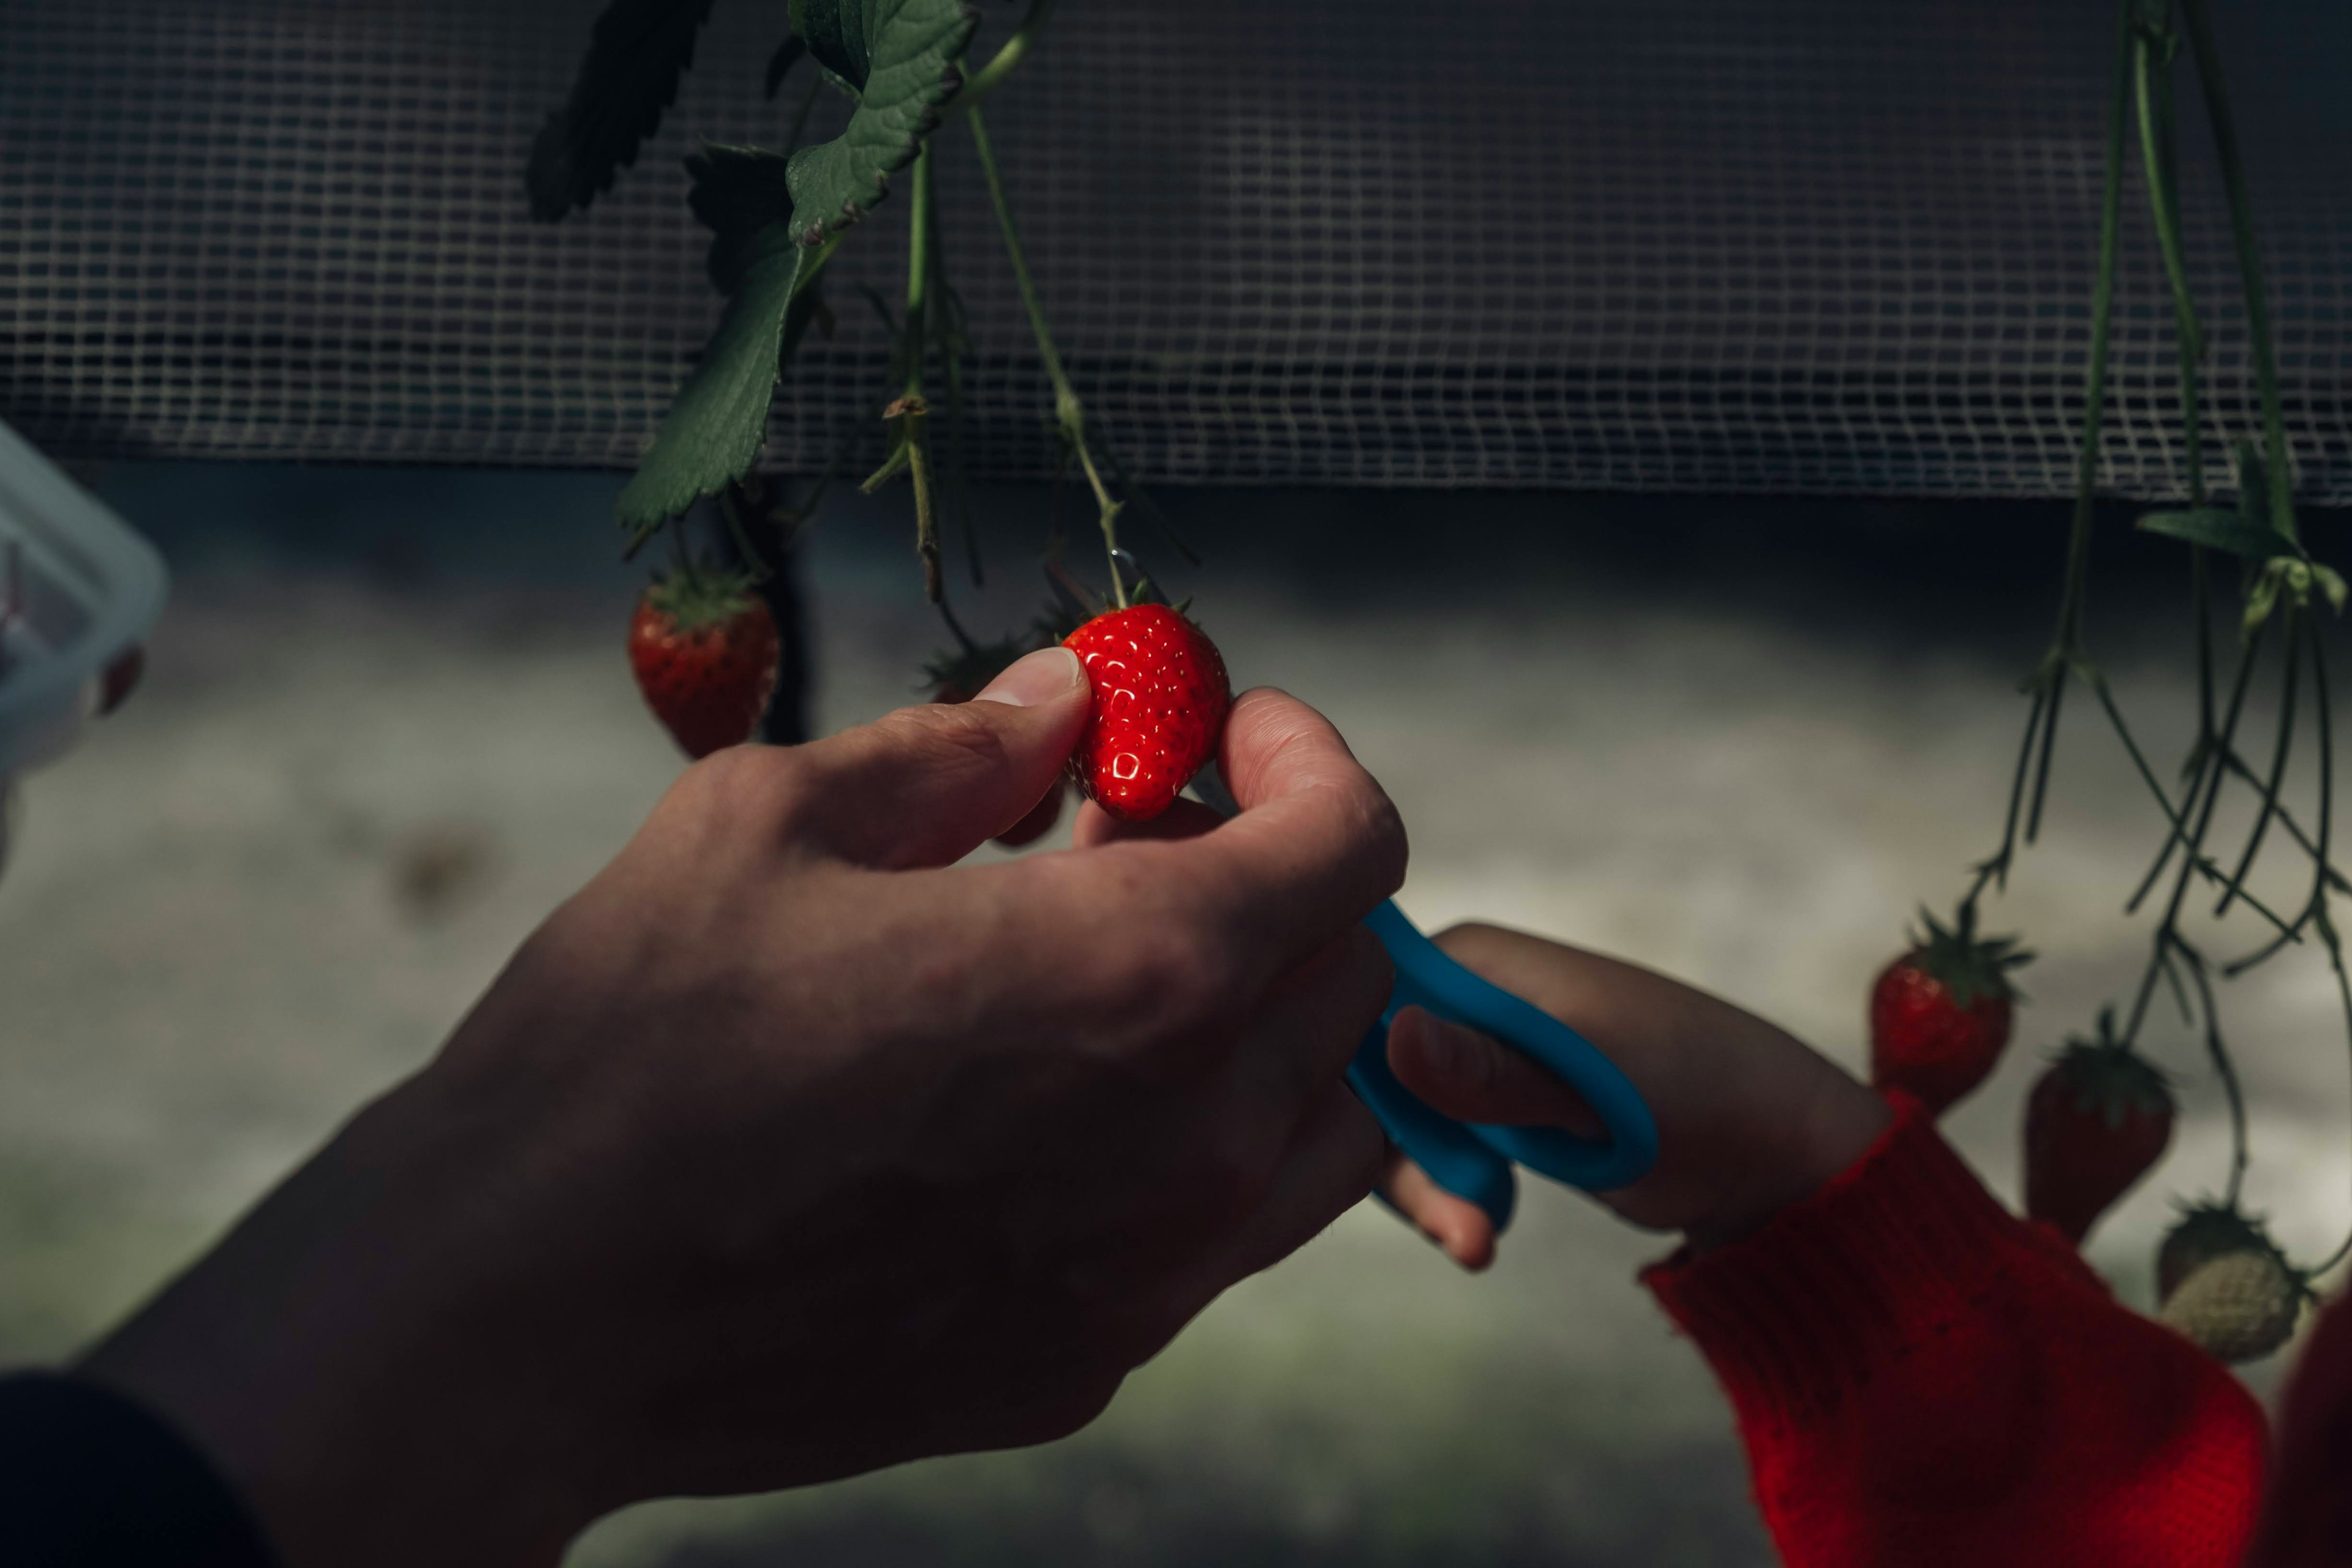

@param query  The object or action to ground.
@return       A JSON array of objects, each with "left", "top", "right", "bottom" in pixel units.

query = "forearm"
[{"left": 1647, "top": 1097, "right": 2269, "bottom": 1568}]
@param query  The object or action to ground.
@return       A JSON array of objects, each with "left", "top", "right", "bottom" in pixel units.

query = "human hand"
[
  {"left": 78, "top": 650, "right": 1405, "bottom": 1567},
  {"left": 1378, "top": 924, "right": 1889, "bottom": 1270}
]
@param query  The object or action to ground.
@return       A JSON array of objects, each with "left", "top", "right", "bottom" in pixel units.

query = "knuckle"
[
  {"left": 885, "top": 701, "right": 1015, "bottom": 779},
  {"left": 669, "top": 742, "right": 797, "bottom": 829},
  {"left": 1120, "top": 909, "right": 1232, "bottom": 1005}
]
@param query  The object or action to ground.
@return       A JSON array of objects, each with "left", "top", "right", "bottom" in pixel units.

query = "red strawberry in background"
[
  {"left": 1869, "top": 905, "right": 2031, "bottom": 1114},
  {"left": 628, "top": 570, "right": 780, "bottom": 760},
  {"left": 1062, "top": 603, "right": 1231, "bottom": 822},
  {"left": 2022, "top": 1012, "right": 2175, "bottom": 1243}
]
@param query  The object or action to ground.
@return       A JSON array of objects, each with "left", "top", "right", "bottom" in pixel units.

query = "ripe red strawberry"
[
  {"left": 2022, "top": 1015, "right": 2174, "bottom": 1243},
  {"left": 628, "top": 571, "right": 779, "bottom": 760},
  {"left": 1061, "top": 603, "right": 1231, "bottom": 822},
  {"left": 1869, "top": 905, "right": 2031, "bottom": 1114}
]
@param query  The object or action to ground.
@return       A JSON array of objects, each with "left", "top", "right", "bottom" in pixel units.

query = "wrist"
[
  {"left": 75, "top": 1070, "right": 587, "bottom": 1567},
  {"left": 1681, "top": 1074, "right": 1891, "bottom": 1255}
]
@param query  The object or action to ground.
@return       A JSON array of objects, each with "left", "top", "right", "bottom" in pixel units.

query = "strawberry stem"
[
  {"left": 944, "top": 0, "right": 1060, "bottom": 118},
  {"left": 2178, "top": 0, "right": 2297, "bottom": 549},
  {"left": 967, "top": 104, "right": 1129, "bottom": 611}
]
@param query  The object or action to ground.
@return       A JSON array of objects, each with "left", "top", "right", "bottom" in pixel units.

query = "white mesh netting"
[{"left": 2, "top": 0, "right": 2348, "bottom": 498}]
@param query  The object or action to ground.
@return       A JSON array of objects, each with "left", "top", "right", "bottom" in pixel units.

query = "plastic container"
[{"left": 0, "top": 418, "right": 169, "bottom": 873}]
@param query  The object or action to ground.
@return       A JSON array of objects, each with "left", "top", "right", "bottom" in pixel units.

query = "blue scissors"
[{"left": 1192, "top": 769, "right": 1658, "bottom": 1231}]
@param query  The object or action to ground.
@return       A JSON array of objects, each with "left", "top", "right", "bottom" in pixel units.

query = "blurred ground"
[{"left": 2, "top": 466, "right": 2348, "bottom": 1565}]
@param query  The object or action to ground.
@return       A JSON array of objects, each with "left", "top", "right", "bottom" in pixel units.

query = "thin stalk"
[
  {"left": 902, "top": 145, "right": 934, "bottom": 399},
  {"left": 2220, "top": 752, "right": 2351, "bottom": 887},
  {"left": 2025, "top": 0, "right": 2137, "bottom": 844},
  {"left": 2124, "top": 619, "right": 2273, "bottom": 1044},
  {"left": 2312, "top": 611, "right": 2335, "bottom": 911},
  {"left": 2134, "top": 31, "right": 2206, "bottom": 364},
  {"left": 1964, "top": 684, "right": 2052, "bottom": 913},
  {"left": 968, "top": 103, "right": 1126, "bottom": 607},
  {"left": 2177, "top": 941, "right": 2250, "bottom": 1206},
  {"left": 2129, "top": 629, "right": 2264, "bottom": 911},
  {"left": 717, "top": 486, "right": 770, "bottom": 582},
  {"left": 948, "top": 0, "right": 1060, "bottom": 114},
  {"left": 2215, "top": 605, "right": 2300, "bottom": 916},
  {"left": 2179, "top": 0, "right": 2297, "bottom": 547},
  {"left": 928, "top": 225, "right": 981, "bottom": 585},
  {"left": 889, "top": 396, "right": 941, "bottom": 602}
]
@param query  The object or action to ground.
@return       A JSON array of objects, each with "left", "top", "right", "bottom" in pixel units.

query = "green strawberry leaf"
[
  {"left": 618, "top": 0, "right": 978, "bottom": 531},
  {"left": 687, "top": 145, "right": 796, "bottom": 294},
  {"left": 2136, "top": 507, "right": 2297, "bottom": 562},
  {"left": 529, "top": 0, "right": 720, "bottom": 222},
  {"left": 619, "top": 230, "right": 815, "bottom": 530},
  {"left": 782, "top": 0, "right": 979, "bottom": 246}
]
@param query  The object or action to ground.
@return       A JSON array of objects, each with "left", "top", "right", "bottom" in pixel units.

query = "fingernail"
[{"left": 972, "top": 646, "right": 1084, "bottom": 708}]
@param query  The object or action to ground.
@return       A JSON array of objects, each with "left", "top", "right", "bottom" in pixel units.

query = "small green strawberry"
[{"left": 2158, "top": 1249, "right": 2307, "bottom": 1365}]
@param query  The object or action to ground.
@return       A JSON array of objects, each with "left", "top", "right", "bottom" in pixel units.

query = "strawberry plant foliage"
[
  {"left": 579, "top": 0, "right": 980, "bottom": 531},
  {"left": 529, "top": 0, "right": 720, "bottom": 222}
]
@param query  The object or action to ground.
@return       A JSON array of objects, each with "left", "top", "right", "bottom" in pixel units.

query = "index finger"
[{"left": 1178, "top": 687, "right": 1408, "bottom": 984}]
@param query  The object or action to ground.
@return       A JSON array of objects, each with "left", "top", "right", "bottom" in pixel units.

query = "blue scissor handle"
[{"left": 1351, "top": 900, "right": 1659, "bottom": 1231}]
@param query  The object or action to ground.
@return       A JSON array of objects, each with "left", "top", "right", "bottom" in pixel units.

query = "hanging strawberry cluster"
[
  {"left": 1873, "top": 0, "right": 2339, "bottom": 1366},
  {"left": 529, "top": 0, "right": 1186, "bottom": 759}
]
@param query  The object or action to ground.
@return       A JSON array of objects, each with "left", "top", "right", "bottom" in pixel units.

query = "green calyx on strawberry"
[
  {"left": 1907, "top": 904, "right": 2034, "bottom": 1008},
  {"left": 2155, "top": 1205, "right": 2309, "bottom": 1365},
  {"left": 2022, "top": 1009, "right": 2174, "bottom": 1245},
  {"left": 923, "top": 636, "right": 1028, "bottom": 706},
  {"left": 1869, "top": 903, "right": 2034, "bottom": 1115},
  {"left": 2158, "top": 1202, "right": 2277, "bottom": 1302},
  {"left": 628, "top": 568, "right": 780, "bottom": 761},
  {"left": 1062, "top": 602, "right": 1231, "bottom": 823}
]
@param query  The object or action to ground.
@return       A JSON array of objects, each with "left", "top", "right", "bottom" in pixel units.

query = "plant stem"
[
  {"left": 2134, "top": 29, "right": 2206, "bottom": 365},
  {"left": 903, "top": 146, "right": 934, "bottom": 399},
  {"left": 925, "top": 211, "right": 981, "bottom": 586},
  {"left": 2177, "top": 940, "right": 2251, "bottom": 1205},
  {"left": 2215, "top": 605, "right": 2300, "bottom": 916},
  {"left": 2123, "top": 620, "right": 2271, "bottom": 1044},
  {"left": 2025, "top": 0, "right": 2138, "bottom": 846},
  {"left": 716, "top": 486, "right": 770, "bottom": 582},
  {"left": 2179, "top": 0, "right": 2297, "bottom": 548},
  {"left": 949, "top": 0, "right": 1060, "bottom": 114},
  {"left": 967, "top": 103, "right": 1126, "bottom": 608}
]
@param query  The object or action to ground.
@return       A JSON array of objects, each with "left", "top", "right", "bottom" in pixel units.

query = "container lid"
[{"left": 0, "top": 419, "right": 168, "bottom": 776}]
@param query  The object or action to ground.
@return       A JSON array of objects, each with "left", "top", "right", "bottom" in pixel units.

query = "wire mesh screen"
[{"left": 3, "top": 0, "right": 2349, "bottom": 497}]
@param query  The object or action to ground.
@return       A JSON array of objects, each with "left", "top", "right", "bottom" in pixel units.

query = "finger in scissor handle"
[{"left": 1376, "top": 1144, "right": 1496, "bottom": 1272}]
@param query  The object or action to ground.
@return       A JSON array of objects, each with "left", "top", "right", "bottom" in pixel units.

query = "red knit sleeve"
[
  {"left": 1643, "top": 1095, "right": 2269, "bottom": 1568},
  {"left": 2252, "top": 1289, "right": 2352, "bottom": 1564}
]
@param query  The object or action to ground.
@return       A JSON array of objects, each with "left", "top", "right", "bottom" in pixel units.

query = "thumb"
[
  {"left": 1385, "top": 1005, "right": 1604, "bottom": 1137},
  {"left": 791, "top": 646, "right": 1091, "bottom": 869}
]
